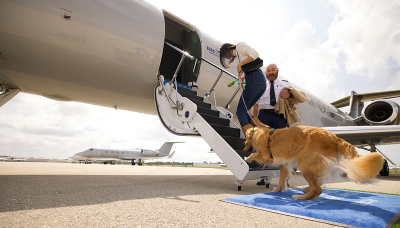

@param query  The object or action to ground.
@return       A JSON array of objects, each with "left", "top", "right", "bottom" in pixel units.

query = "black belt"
[{"left": 259, "top": 109, "right": 275, "bottom": 114}]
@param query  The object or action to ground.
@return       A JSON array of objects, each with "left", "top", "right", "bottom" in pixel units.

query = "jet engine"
[
  {"left": 361, "top": 100, "right": 400, "bottom": 125},
  {"left": 141, "top": 150, "right": 159, "bottom": 156}
]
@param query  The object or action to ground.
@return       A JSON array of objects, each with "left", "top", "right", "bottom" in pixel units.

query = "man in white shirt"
[
  {"left": 251, "top": 63, "right": 296, "bottom": 186},
  {"left": 252, "top": 63, "right": 296, "bottom": 128}
]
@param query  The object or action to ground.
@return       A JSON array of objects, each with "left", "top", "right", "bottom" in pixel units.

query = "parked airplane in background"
[
  {"left": 1, "top": 0, "right": 400, "bottom": 189},
  {"left": 69, "top": 142, "right": 181, "bottom": 165}
]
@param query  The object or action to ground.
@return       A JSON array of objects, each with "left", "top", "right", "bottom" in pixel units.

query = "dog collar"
[{"left": 267, "top": 128, "right": 275, "bottom": 149}]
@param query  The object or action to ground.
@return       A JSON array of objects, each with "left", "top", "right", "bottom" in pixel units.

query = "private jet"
[
  {"left": 1, "top": 0, "right": 399, "bottom": 190},
  {"left": 69, "top": 142, "right": 180, "bottom": 165}
]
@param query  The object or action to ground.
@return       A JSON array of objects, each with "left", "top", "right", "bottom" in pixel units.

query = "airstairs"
[{"left": 155, "top": 42, "right": 280, "bottom": 190}]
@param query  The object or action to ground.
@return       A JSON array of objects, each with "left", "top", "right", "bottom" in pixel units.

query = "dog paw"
[
  {"left": 272, "top": 186, "right": 284, "bottom": 192},
  {"left": 292, "top": 195, "right": 304, "bottom": 200}
]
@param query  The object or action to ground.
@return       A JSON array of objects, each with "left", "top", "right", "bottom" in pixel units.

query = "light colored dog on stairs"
[{"left": 244, "top": 125, "right": 385, "bottom": 200}]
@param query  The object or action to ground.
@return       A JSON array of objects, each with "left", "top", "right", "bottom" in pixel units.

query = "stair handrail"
[
  {"left": 200, "top": 57, "right": 240, "bottom": 108},
  {"left": 164, "top": 42, "right": 196, "bottom": 111},
  {"left": 200, "top": 57, "right": 238, "bottom": 80},
  {"left": 165, "top": 42, "right": 195, "bottom": 61},
  {"left": 164, "top": 41, "right": 240, "bottom": 110}
]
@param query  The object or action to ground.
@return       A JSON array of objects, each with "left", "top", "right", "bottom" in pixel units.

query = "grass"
[{"left": 394, "top": 219, "right": 400, "bottom": 228}]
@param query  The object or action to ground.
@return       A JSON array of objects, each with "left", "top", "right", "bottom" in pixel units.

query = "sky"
[{"left": 1, "top": 0, "right": 400, "bottom": 165}]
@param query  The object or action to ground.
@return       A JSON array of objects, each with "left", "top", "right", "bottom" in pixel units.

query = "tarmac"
[{"left": 0, "top": 162, "right": 399, "bottom": 228}]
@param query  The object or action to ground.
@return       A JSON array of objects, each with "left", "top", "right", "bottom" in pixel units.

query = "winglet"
[{"left": 168, "top": 151, "right": 175, "bottom": 158}]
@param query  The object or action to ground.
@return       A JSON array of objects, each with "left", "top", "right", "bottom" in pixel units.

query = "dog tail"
[{"left": 337, "top": 139, "right": 384, "bottom": 183}]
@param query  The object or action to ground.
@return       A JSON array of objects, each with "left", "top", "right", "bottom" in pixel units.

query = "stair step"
[
  {"left": 180, "top": 91, "right": 204, "bottom": 102},
  {"left": 210, "top": 124, "right": 240, "bottom": 137},
  {"left": 190, "top": 99, "right": 211, "bottom": 109},
  {"left": 197, "top": 106, "right": 219, "bottom": 117},
  {"left": 176, "top": 87, "right": 197, "bottom": 96},
  {"left": 200, "top": 114, "right": 230, "bottom": 127},
  {"left": 249, "top": 166, "right": 280, "bottom": 171},
  {"left": 235, "top": 150, "right": 260, "bottom": 168},
  {"left": 235, "top": 150, "right": 253, "bottom": 159},
  {"left": 222, "top": 136, "right": 247, "bottom": 151},
  {"left": 235, "top": 150, "right": 279, "bottom": 170}
]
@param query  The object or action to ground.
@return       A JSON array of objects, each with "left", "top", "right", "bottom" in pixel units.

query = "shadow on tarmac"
[
  {"left": 0, "top": 175, "right": 281, "bottom": 212},
  {"left": 1, "top": 173, "right": 397, "bottom": 213}
]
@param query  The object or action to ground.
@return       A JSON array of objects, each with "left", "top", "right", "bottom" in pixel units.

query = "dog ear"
[
  {"left": 243, "top": 128, "right": 255, "bottom": 151},
  {"left": 245, "top": 128, "right": 254, "bottom": 139}
]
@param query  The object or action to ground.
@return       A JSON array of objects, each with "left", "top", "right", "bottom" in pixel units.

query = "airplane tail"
[
  {"left": 337, "top": 139, "right": 385, "bottom": 183},
  {"left": 158, "top": 142, "right": 183, "bottom": 156}
]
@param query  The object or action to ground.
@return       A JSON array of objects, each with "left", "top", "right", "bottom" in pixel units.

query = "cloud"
[
  {"left": 327, "top": 0, "right": 400, "bottom": 79},
  {"left": 56, "top": 103, "right": 88, "bottom": 117},
  {"left": 0, "top": 93, "right": 222, "bottom": 162},
  {"left": 388, "top": 71, "right": 400, "bottom": 91},
  {"left": 278, "top": 20, "right": 342, "bottom": 101}
]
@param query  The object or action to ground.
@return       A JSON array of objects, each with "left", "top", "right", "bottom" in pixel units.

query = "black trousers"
[{"left": 258, "top": 111, "right": 288, "bottom": 129}]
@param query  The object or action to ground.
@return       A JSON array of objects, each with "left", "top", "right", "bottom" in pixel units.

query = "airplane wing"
[
  {"left": 331, "top": 90, "right": 400, "bottom": 108},
  {"left": 119, "top": 156, "right": 157, "bottom": 160},
  {"left": 90, "top": 158, "right": 122, "bottom": 162},
  {"left": 324, "top": 125, "right": 400, "bottom": 147}
]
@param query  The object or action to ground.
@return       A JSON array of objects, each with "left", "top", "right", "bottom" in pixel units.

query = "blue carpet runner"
[{"left": 223, "top": 188, "right": 400, "bottom": 228}]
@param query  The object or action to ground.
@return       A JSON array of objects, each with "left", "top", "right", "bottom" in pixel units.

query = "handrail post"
[
  {"left": 225, "top": 86, "right": 240, "bottom": 109},
  {"left": 170, "top": 54, "right": 186, "bottom": 110},
  {"left": 171, "top": 54, "right": 186, "bottom": 84},
  {"left": 204, "top": 70, "right": 223, "bottom": 101}
]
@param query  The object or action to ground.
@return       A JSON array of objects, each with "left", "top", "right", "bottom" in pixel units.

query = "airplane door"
[{"left": 182, "top": 30, "right": 201, "bottom": 85}]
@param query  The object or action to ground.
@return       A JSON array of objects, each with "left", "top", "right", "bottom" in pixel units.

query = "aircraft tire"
[{"left": 379, "top": 160, "right": 389, "bottom": 176}]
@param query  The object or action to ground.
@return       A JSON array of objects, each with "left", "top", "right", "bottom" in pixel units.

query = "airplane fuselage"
[
  {"left": 0, "top": 0, "right": 355, "bottom": 128},
  {"left": 76, "top": 148, "right": 160, "bottom": 159}
]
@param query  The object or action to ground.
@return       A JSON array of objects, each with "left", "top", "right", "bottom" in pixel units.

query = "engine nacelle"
[
  {"left": 361, "top": 100, "right": 400, "bottom": 125},
  {"left": 141, "top": 149, "right": 159, "bottom": 156}
]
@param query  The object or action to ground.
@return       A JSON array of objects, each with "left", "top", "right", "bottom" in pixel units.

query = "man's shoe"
[{"left": 256, "top": 179, "right": 265, "bottom": 185}]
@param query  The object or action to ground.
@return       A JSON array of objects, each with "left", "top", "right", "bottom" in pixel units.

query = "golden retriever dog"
[{"left": 244, "top": 125, "right": 385, "bottom": 200}]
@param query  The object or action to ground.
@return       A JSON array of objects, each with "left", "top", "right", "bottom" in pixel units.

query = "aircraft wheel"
[
  {"left": 380, "top": 160, "right": 389, "bottom": 176},
  {"left": 265, "top": 184, "right": 270, "bottom": 188},
  {"left": 237, "top": 186, "right": 241, "bottom": 191}
]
